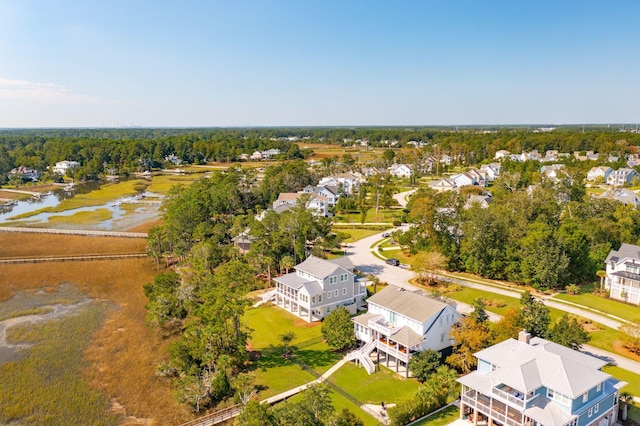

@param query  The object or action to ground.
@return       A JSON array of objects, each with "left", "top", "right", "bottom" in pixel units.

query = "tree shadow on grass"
[
  {"left": 294, "top": 348, "right": 342, "bottom": 369},
  {"left": 251, "top": 346, "right": 296, "bottom": 371}
]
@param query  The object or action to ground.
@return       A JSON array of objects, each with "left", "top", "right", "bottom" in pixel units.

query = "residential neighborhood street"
[{"left": 345, "top": 228, "right": 640, "bottom": 380}]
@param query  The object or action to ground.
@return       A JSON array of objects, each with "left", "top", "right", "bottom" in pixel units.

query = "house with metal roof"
[
  {"left": 458, "top": 331, "right": 626, "bottom": 426},
  {"left": 604, "top": 243, "right": 640, "bottom": 305},
  {"left": 350, "top": 285, "right": 459, "bottom": 377},
  {"left": 272, "top": 255, "right": 367, "bottom": 322}
]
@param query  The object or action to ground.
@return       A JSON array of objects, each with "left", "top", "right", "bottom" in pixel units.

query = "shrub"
[{"left": 566, "top": 284, "right": 581, "bottom": 295}]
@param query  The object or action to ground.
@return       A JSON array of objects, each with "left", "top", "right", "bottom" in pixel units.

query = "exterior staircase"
[
  {"left": 253, "top": 289, "right": 277, "bottom": 308},
  {"left": 346, "top": 339, "right": 377, "bottom": 374}
]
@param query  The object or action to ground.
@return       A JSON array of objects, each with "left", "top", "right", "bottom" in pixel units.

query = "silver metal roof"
[{"left": 366, "top": 286, "right": 449, "bottom": 323}]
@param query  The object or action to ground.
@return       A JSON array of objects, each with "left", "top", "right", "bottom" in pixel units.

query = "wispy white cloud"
[{"left": 0, "top": 77, "right": 102, "bottom": 104}]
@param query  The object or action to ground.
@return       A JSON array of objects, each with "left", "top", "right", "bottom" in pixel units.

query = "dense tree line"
[
  {"left": 403, "top": 171, "right": 640, "bottom": 290},
  {"left": 144, "top": 166, "right": 333, "bottom": 411},
  {"left": 3, "top": 127, "right": 640, "bottom": 185}
]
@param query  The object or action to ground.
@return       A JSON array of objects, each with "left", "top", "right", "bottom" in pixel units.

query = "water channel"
[{"left": 0, "top": 182, "right": 161, "bottom": 231}]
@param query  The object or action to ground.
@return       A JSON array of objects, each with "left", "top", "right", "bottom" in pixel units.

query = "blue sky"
[{"left": 0, "top": 0, "right": 638, "bottom": 127}]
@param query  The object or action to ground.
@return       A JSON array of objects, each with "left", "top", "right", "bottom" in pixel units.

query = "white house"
[
  {"left": 494, "top": 150, "right": 511, "bottom": 160},
  {"left": 8, "top": 166, "right": 41, "bottom": 182},
  {"left": 350, "top": 286, "right": 459, "bottom": 376},
  {"left": 272, "top": 256, "right": 367, "bottom": 322},
  {"left": 540, "top": 164, "right": 566, "bottom": 182},
  {"left": 480, "top": 163, "right": 501, "bottom": 181},
  {"left": 303, "top": 185, "right": 339, "bottom": 206},
  {"left": 451, "top": 172, "right": 477, "bottom": 187},
  {"left": 607, "top": 168, "right": 640, "bottom": 187},
  {"left": 52, "top": 160, "right": 80, "bottom": 175},
  {"left": 587, "top": 166, "right": 613, "bottom": 182},
  {"left": 388, "top": 164, "right": 413, "bottom": 178},
  {"left": 319, "top": 173, "right": 361, "bottom": 195},
  {"left": 273, "top": 192, "right": 330, "bottom": 217},
  {"left": 605, "top": 243, "right": 640, "bottom": 305},
  {"left": 429, "top": 178, "right": 457, "bottom": 192}
]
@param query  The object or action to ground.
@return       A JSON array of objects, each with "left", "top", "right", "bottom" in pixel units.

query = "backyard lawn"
[
  {"left": 244, "top": 305, "right": 324, "bottom": 349},
  {"left": 333, "top": 227, "right": 389, "bottom": 243},
  {"left": 411, "top": 404, "right": 460, "bottom": 426},
  {"left": 328, "top": 363, "right": 421, "bottom": 405}
]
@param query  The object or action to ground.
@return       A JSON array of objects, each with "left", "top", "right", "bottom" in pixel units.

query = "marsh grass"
[
  {"left": 0, "top": 303, "right": 123, "bottom": 425},
  {"left": 0, "top": 232, "right": 192, "bottom": 424},
  {"left": 48, "top": 208, "right": 113, "bottom": 225},
  {"left": 0, "top": 306, "right": 53, "bottom": 322},
  {"left": 0, "top": 233, "right": 146, "bottom": 259}
]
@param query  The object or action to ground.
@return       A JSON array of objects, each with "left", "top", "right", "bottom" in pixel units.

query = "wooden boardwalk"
[
  {"left": 179, "top": 405, "right": 243, "bottom": 426},
  {"left": 0, "top": 253, "right": 148, "bottom": 264},
  {"left": 0, "top": 227, "right": 147, "bottom": 238}
]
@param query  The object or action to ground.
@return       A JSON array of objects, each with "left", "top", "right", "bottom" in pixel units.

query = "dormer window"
[{"left": 329, "top": 276, "right": 337, "bottom": 284}]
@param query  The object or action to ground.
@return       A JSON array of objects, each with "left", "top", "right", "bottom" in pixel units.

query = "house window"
[
  {"left": 328, "top": 292, "right": 332, "bottom": 299},
  {"left": 441, "top": 333, "right": 445, "bottom": 342},
  {"left": 329, "top": 276, "right": 337, "bottom": 284},
  {"left": 340, "top": 273, "right": 348, "bottom": 282},
  {"left": 583, "top": 392, "right": 588, "bottom": 403},
  {"left": 597, "top": 383, "right": 602, "bottom": 392},
  {"left": 318, "top": 295, "right": 322, "bottom": 303},
  {"left": 312, "top": 296, "right": 316, "bottom": 304},
  {"left": 595, "top": 403, "right": 599, "bottom": 413},
  {"left": 334, "top": 289, "right": 338, "bottom": 297},
  {"left": 588, "top": 408, "right": 593, "bottom": 418},
  {"left": 343, "top": 288, "right": 347, "bottom": 295}
]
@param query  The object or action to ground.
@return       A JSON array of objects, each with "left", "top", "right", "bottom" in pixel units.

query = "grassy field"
[
  {"left": 334, "top": 208, "right": 404, "bottom": 224},
  {"left": 328, "top": 363, "right": 421, "bottom": 405},
  {"left": 0, "top": 233, "right": 192, "bottom": 425},
  {"left": 333, "top": 226, "right": 388, "bottom": 243},
  {"left": 0, "top": 233, "right": 146, "bottom": 259},
  {"left": 553, "top": 287, "right": 640, "bottom": 322},
  {"left": 603, "top": 365, "right": 640, "bottom": 397},
  {"left": 411, "top": 404, "right": 460, "bottom": 426}
]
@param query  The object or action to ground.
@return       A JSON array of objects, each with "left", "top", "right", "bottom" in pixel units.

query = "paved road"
[
  {"left": 393, "top": 189, "right": 417, "bottom": 208},
  {"left": 346, "top": 228, "right": 640, "bottom": 377}
]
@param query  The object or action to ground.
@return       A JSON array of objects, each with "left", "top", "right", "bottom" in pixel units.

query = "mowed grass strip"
[
  {"left": 602, "top": 365, "right": 640, "bottom": 397},
  {"left": 0, "top": 233, "right": 147, "bottom": 260},
  {"left": 0, "top": 303, "right": 122, "bottom": 425},
  {"left": 411, "top": 404, "right": 460, "bottom": 426},
  {"left": 553, "top": 288, "right": 640, "bottom": 322},
  {"left": 441, "top": 287, "right": 632, "bottom": 357}
]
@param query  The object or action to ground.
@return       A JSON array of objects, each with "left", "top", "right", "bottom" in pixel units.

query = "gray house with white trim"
[{"left": 273, "top": 256, "right": 367, "bottom": 322}]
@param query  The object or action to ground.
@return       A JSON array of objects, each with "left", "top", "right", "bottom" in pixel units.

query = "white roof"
[{"left": 473, "top": 337, "right": 609, "bottom": 398}]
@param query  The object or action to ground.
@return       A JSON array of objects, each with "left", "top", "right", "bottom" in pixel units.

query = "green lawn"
[
  {"left": 333, "top": 227, "right": 389, "bottom": 243},
  {"left": 553, "top": 289, "right": 640, "bottom": 323},
  {"left": 603, "top": 365, "right": 640, "bottom": 397},
  {"left": 251, "top": 350, "right": 317, "bottom": 399},
  {"left": 285, "top": 388, "right": 381, "bottom": 426},
  {"left": 244, "top": 305, "right": 324, "bottom": 349},
  {"left": 333, "top": 208, "right": 404, "bottom": 224},
  {"left": 328, "top": 363, "right": 421, "bottom": 405},
  {"left": 442, "top": 287, "right": 633, "bottom": 356},
  {"left": 411, "top": 404, "right": 460, "bottom": 426}
]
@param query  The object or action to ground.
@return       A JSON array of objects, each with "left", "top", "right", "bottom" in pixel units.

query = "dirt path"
[{"left": 0, "top": 299, "right": 92, "bottom": 363}]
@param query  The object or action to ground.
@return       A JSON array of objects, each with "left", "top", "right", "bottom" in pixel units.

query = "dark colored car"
[{"left": 385, "top": 258, "right": 400, "bottom": 266}]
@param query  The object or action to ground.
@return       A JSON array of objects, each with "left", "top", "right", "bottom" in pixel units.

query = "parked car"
[
  {"left": 385, "top": 258, "right": 400, "bottom": 266},
  {"left": 382, "top": 232, "right": 390, "bottom": 238}
]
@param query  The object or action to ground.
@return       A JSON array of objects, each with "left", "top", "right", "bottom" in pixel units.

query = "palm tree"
[
  {"left": 619, "top": 391, "right": 634, "bottom": 421},
  {"left": 596, "top": 270, "right": 607, "bottom": 293},
  {"left": 279, "top": 255, "right": 294, "bottom": 275}
]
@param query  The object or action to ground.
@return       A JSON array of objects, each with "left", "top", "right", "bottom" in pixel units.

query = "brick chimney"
[{"left": 518, "top": 330, "right": 531, "bottom": 344}]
